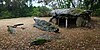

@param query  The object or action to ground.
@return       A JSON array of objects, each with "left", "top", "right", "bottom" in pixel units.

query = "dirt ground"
[{"left": 0, "top": 17, "right": 100, "bottom": 50}]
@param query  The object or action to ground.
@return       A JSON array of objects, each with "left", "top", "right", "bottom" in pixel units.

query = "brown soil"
[{"left": 0, "top": 17, "right": 100, "bottom": 50}]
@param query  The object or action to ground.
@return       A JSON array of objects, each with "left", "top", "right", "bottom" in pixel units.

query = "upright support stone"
[
  {"left": 58, "top": 19, "right": 59, "bottom": 26},
  {"left": 66, "top": 18, "right": 68, "bottom": 28},
  {"left": 76, "top": 17, "right": 84, "bottom": 27}
]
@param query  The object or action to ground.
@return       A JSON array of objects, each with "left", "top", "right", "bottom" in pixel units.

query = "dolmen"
[{"left": 33, "top": 17, "right": 59, "bottom": 32}]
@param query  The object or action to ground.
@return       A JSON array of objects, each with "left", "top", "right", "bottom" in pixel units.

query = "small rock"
[
  {"left": 30, "top": 38, "right": 48, "bottom": 46},
  {"left": 7, "top": 26, "right": 16, "bottom": 34}
]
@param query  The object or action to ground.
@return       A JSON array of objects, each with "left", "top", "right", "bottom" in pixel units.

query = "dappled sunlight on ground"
[{"left": 0, "top": 17, "right": 100, "bottom": 50}]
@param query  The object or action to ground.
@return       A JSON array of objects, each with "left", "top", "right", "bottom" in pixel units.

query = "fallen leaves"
[{"left": 0, "top": 17, "right": 100, "bottom": 50}]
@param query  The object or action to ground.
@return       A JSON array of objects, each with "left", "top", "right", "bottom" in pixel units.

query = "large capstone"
[
  {"left": 33, "top": 18, "right": 59, "bottom": 32},
  {"left": 50, "top": 8, "right": 85, "bottom": 16}
]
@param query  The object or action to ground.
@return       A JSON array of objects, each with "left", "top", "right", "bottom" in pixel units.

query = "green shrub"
[
  {"left": 0, "top": 6, "right": 51, "bottom": 19},
  {"left": 0, "top": 11, "right": 12, "bottom": 19},
  {"left": 31, "top": 6, "right": 51, "bottom": 17},
  {"left": 93, "top": 8, "right": 100, "bottom": 16}
]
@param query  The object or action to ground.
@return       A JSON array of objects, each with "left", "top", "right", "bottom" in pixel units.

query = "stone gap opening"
[
  {"left": 58, "top": 18, "right": 66, "bottom": 27},
  {"left": 67, "top": 18, "right": 77, "bottom": 28}
]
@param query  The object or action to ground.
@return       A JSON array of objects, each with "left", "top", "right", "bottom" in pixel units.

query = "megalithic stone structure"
[
  {"left": 33, "top": 17, "right": 59, "bottom": 32},
  {"left": 49, "top": 8, "right": 92, "bottom": 27}
]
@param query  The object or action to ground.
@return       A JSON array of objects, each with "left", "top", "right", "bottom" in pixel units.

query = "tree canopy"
[{"left": 0, "top": 0, "right": 100, "bottom": 19}]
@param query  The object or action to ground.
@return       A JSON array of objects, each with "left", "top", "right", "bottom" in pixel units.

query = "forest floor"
[{"left": 0, "top": 17, "right": 100, "bottom": 50}]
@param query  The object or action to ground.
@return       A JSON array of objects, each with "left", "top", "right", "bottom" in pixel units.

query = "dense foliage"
[
  {"left": 0, "top": 0, "right": 100, "bottom": 19},
  {"left": 0, "top": 0, "right": 51, "bottom": 19},
  {"left": 31, "top": 6, "right": 51, "bottom": 17},
  {"left": 37, "top": 0, "right": 100, "bottom": 16}
]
